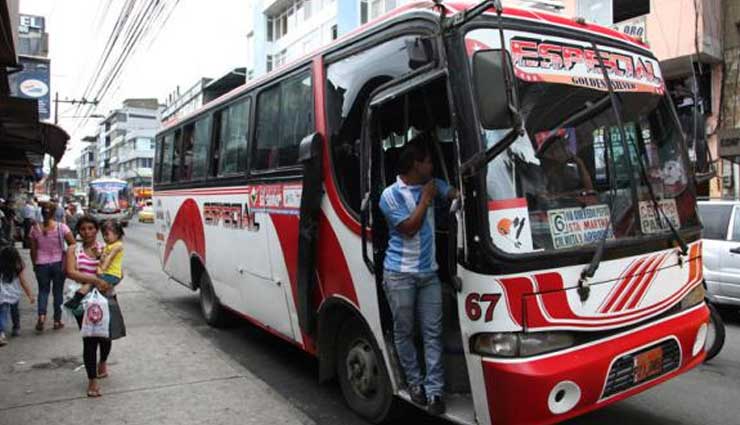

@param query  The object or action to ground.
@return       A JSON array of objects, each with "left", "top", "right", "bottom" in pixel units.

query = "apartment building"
[{"left": 79, "top": 99, "right": 160, "bottom": 191}]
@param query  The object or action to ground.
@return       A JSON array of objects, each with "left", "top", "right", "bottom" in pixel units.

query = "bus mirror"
[
  {"left": 406, "top": 38, "right": 434, "bottom": 69},
  {"left": 299, "top": 132, "right": 322, "bottom": 163},
  {"left": 473, "top": 49, "right": 514, "bottom": 129}
]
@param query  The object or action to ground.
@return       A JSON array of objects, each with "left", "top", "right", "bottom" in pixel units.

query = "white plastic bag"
[{"left": 80, "top": 289, "right": 110, "bottom": 338}]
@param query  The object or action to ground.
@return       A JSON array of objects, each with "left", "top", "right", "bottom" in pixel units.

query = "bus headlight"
[
  {"left": 679, "top": 284, "right": 705, "bottom": 311},
  {"left": 472, "top": 332, "right": 576, "bottom": 357}
]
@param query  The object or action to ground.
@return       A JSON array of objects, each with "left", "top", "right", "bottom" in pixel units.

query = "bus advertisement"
[
  {"left": 152, "top": 2, "right": 709, "bottom": 424},
  {"left": 88, "top": 177, "right": 133, "bottom": 226}
]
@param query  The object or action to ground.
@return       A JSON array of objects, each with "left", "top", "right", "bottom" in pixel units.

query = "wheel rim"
[{"left": 345, "top": 338, "right": 379, "bottom": 400}]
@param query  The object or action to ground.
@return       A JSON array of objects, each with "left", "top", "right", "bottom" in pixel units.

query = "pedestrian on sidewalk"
[
  {"left": 65, "top": 215, "right": 126, "bottom": 398},
  {"left": 29, "top": 202, "right": 76, "bottom": 332},
  {"left": 0, "top": 246, "right": 35, "bottom": 346}
]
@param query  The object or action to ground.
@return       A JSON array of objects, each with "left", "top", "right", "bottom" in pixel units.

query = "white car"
[{"left": 698, "top": 200, "right": 740, "bottom": 308}]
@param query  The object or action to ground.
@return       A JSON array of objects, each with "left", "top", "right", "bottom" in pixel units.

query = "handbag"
[
  {"left": 107, "top": 296, "right": 127, "bottom": 340},
  {"left": 57, "top": 224, "right": 68, "bottom": 275}
]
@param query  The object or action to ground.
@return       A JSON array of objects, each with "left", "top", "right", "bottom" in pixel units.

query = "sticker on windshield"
[
  {"left": 489, "top": 198, "right": 534, "bottom": 253},
  {"left": 639, "top": 199, "right": 680, "bottom": 234},
  {"left": 548, "top": 205, "right": 613, "bottom": 250}
]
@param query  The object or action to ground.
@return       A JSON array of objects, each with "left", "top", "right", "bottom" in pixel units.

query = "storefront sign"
[{"left": 9, "top": 56, "right": 51, "bottom": 120}]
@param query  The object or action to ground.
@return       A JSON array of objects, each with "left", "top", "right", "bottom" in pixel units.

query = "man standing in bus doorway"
[{"left": 379, "top": 137, "right": 458, "bottom": 415}]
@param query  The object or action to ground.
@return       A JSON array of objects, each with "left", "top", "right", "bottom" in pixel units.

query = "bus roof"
[{"left": 159, "top": 0, "right": 651, "bottom": 134}]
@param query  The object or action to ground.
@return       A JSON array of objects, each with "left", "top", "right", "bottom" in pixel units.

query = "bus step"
[{"left": 397, "top": 390, "right": 476, "bottom": 425}]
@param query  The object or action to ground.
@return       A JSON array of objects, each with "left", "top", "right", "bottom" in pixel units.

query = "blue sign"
[{"left": 9, "top": 56, "right": 51, "bottom": 120}]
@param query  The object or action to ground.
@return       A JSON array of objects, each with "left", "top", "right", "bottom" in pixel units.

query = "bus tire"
[
  {"left": 336, "top": 319, "right": 395, "bottom": 423},
  {"left": 704, "top": 302, "right": 725, "bottom": 362},
  {"left": 199, "top": 272, "right": 227, "bottom": 327}
]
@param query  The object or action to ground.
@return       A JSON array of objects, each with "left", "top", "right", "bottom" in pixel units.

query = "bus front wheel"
[
  {"left": 336, "top": 319, "right": 395, "bottom": 423},
  {"left": 199, "top": 272, "right": 227, "bottom": 327}
]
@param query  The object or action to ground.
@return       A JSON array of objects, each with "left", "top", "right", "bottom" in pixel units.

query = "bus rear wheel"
[
  {"left": 199, "top": 272, "right": 227, "bottom": 327},
  {"left": 336, "top": 320, "right": 395, "bottom": 423}
]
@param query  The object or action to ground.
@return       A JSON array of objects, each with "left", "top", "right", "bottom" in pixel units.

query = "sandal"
[
  {"left": 97, "top": 364, "right": 108, "bottom": 379},
  {"left": 87, "top": 389, "right": 102, "bottom": 398},
  {"left": 35, "top": 320, "right": 44, "bottom": 332},
  {"left": 53, "top": 321, "right": 64, "bottom": 330}
]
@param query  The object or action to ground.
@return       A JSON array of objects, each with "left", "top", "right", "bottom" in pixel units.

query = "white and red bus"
[{"left": 153, "top": 2, "right": 709, "bottom": 424}]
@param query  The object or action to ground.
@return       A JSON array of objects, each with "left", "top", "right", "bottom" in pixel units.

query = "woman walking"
[
  {"left": 65, "top": 215, "right": 126, "bottom": 398},
  {"left": 29, "top": 202, "right": 75, "bottom": 331}
]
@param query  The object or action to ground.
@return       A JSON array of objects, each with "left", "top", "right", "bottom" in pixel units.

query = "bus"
[
  {"left": 88, "top": 177, "right": 133, "bottom": 226},
  {"left": 153, "top": 2, "right": 709, "bottom": 424}
]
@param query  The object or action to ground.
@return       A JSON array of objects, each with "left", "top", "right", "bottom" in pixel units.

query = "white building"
[
  {"left": 246, "top": 0, "right": 564, "bottom": 79},
  {"left": 79, "top": 99, "right": 160, "bottom": 190}
]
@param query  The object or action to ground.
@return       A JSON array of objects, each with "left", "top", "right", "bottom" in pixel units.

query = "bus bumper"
[{"left": 480, "top": 303, "right": 709, "bottom": 425}]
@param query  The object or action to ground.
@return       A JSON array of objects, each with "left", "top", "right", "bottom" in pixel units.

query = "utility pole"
[{"left": 49, "top": 92, "right": 98, "bottom": 197}]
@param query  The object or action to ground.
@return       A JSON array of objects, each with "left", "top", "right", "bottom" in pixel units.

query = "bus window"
[
  {"left": 210, "top": 112, "right": 222, "bottom": 177},
  {"left": 154, "top": 135, "right": 162, "bottom": 183},
  {"left": 325, "top": 36, "right": 417, "bottom": 212},
  {"left": 218, "top": 97, "right": 250, "bottom": 176},
  {"left": 161, "top": 133, "right": 174, "bottom": 183},
  {"left": 191, "top": 115, "right": 212, "bottom": 180},
  {"left": 254, "top": 71, "right": 313, "bottom": 170},
  {"left": 172, "top": 129, "right": 182, "bottom": 182},
  {"left": 182, "top": 123, "right": 195, "bottom": 181}
]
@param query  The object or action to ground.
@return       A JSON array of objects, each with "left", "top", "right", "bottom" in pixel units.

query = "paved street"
[{"left": 117, "top": 220, "right": 740, "bottom": 425}]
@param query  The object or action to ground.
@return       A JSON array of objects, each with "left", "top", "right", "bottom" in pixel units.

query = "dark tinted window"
[
  {"left": 191, "top": 115, "right": 212, "bottom": 180},
  {"left": 154, "top": 136, "right": 163, "bottom": 183},
  {"left": 172, "top": 130, "right": 182, "bottom": 182},
  {"left": 254, "top": 71, "right": 313, "bottom": 170},
  {"left": 182, "top": 124, "right": 195, "bottom": 180},
  {"left": 698, "top": 204, "right": 733, "bottom": 240},
  {"left": 219, "top": 98, "right": 250, "bottom": 175},
  {"left": 161, "top": 133, "right": 174, "bottom": 183},
  {"left": 325, "top": 36, "right": 417, "bottom": 212}
]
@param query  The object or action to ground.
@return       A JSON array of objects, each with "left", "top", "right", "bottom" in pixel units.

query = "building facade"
[{"left": 79, "top": 98, "right": 160, "bottom": 192}]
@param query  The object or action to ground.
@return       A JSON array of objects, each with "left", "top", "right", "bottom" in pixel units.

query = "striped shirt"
[
  {"left": 76, "top": 242, "right": 103, "bottom": 275},
  {"left": 379, "top": 176, "right": 451, "bottom": 273}
]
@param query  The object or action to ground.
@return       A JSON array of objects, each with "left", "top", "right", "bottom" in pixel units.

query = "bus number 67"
[{"left": 465, "top": 293, "right": 501, "bottom": 322}]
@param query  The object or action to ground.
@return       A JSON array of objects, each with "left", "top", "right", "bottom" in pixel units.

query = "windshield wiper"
[
  {"left": 461, "top": 125, "right": 523, "bottom": 177},
  {"left": 536, "top": 95, "right": 611, "bottom": 157}
]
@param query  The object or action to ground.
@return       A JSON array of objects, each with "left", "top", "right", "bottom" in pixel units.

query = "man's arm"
[{"left": 396, "top": 181, "right": 437, "bottom": 237}]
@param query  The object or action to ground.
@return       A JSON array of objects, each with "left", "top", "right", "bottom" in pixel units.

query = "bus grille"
[{"left": 601, "top": 339, "right": 681, "bottom": 399}]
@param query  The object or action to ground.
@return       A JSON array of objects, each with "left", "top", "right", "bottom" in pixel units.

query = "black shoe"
[
  {"left": 428, "top": 395, "right": 446, "bottom": 415},
  {"left": 409, "top": 384, "right": 427, "bottom": 405}
]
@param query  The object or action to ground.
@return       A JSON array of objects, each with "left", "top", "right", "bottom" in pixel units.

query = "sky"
[{"left": 19, "top": 0, "right": 252, "bottom": 167}]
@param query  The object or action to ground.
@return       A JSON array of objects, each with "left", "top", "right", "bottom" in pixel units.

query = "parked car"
[
  {"left": 698, "top": 200, "right": 740, "bottom": 307},
  {"left": 697, "top": 200, "right": 734, "bottom": 361},
  {"left": 138, "top": 202, "right": 154, "bottom": 223}
]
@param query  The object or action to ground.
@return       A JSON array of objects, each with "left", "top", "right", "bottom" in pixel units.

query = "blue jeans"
[
  {"left": 0, "top": 302, "right": 19, "bottom": 333},
  {"left": 383, "top": 270, "right": 444, "bottom": 397},
  {"left": 35, "top": 262, "right": 65, "bottom": 322}
]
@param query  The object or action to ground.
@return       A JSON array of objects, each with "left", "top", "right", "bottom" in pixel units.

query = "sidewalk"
[{"left": 0, "top": 248, "right": 315, "bottom": 425}]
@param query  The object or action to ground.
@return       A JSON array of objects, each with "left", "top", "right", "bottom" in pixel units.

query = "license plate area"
[
  {"left": 601, "top": 338, "right": 681, "bottom": 399},
  {"left": 633, "top": 347, "right": 663, "bottom": 383}
]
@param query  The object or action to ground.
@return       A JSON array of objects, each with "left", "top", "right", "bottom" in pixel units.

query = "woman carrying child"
[
  {"left": 0, "top": 246, "right": 35, "bottom": 346},
  {"left": 65, "top": 216, "right": 126, "bottom": 398}
]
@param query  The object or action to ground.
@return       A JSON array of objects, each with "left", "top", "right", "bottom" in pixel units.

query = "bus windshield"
[
  {"left": 466, "top": 28, "right": 700, "bottom": 255},
  {"left": 89, "top": 180, "right": 131, "bottom": 213}
]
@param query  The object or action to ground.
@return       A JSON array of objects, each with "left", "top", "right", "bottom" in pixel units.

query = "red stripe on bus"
[
  {"left": 163, "top": 198, "right": 206, "bottom": 266},
  {"left": 488, "top": 198, "right": 527, "bottom": 210}
]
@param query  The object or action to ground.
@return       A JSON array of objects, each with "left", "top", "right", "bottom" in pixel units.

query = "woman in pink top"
[
  {"left": 66, "top": 215, "right": 126, "bottom": 398},
  {"left": 29, "top": 202, "right": 76, "bottom": 331}
]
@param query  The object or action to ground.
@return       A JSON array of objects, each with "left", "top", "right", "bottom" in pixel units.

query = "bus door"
[{"left": 361, "top": 69, "right": 473, "bottom": 396}]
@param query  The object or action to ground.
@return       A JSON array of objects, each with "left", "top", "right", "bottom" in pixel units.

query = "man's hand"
[{"left": 422, "top": 181, "right": 437, "bottom": 205}]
